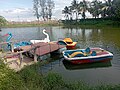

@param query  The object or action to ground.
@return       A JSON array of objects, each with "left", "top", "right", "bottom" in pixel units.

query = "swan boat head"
[
  {"left": 4, "top": 32, "right": 12, "bottom": 42},
  {"left": 30, "top": 29, "right": 50, "bottom": 44},
  {"left": 42, "top": 29, "right": 50, "bottom": 42}
]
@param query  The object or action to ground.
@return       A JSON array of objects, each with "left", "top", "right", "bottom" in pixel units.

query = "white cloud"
[
  {"left": 0, "top": 0, "right": 100, "bottom": 21},
  {"left": 0, "top": 0, "right": 73, "bottom": 21},
  {"left": 0, "top": 8, "right": 36, "bottom": 21}
]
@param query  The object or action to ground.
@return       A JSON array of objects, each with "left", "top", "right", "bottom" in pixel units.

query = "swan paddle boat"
[
  {"left": 58, "top": 38, "right": 77, "bottom": 49},
  {"left": 30, "top": 29, "right": 50, "bottom": 44},
  {"left": 63, "top": 47, "right": 113, "bottom": 64},
  {"left": 4, "top": 32, "right": 31, "bottom": 51}
]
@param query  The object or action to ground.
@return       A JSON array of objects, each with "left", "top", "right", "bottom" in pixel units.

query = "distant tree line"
[
  {"left": 33, "top": 0, "right": 55, "bottom": 21},
  {"left": 62, "top": 0, "right": 120, "bottom": 20}
]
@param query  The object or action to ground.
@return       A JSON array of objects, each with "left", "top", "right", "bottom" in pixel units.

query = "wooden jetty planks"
[
  {"left": 20, "top": 42, "right": 65, "bottom": 56},
  {"left": 0, "top": 41, "right": 65, "bottom": 69},
  {"left": 35, "top": 42, "right": 65, "bottom": 56}
]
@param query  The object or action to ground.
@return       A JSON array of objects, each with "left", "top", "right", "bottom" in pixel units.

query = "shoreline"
[
  {"left": 1, "top": 18, "right": 120, "bottom": 28},
  {"left": 2, "top": 20, "right": 62, "bottom": 28}
]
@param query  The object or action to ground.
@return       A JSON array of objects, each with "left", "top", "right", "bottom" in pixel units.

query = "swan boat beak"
[{"left": 3, "top": 33, "right": 9, "bottom": 37}]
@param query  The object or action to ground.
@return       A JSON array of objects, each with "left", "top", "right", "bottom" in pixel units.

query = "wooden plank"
[
  {"left": 35, "top": 42, "right": 65, "bottom": 56},
  {"left": 36, "top": 44, "right": 50, "bottom": 55}
]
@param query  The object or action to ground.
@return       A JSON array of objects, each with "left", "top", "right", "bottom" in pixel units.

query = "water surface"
[{"left": 0, "top": 26, "right": 120, "bottom": 85}]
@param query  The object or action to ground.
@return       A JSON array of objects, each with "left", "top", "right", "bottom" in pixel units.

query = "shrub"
[{"left": 0, "top": 59, "right": 25, "bottom": 90}]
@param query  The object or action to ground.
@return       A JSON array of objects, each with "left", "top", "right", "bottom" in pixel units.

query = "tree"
[
  {"left": 62, "top": 0, "right": 88, "bottom": 20},
  {"left": 88, "top": 0, "right": 102, "bottom": 18},
  {"left": 71, "top": 0, "right": 79, "bottom": 20},
  {"left": 101, "top": 0, "right": 114, "bottom": 17},
  {"left": 62, "top": 0, "right": 120, "bottom": 20},
  {"left": 0, "top": 16, "right": 7, "bottom": 29},
  {"left": 68, "top": 6, "right": 73, "bottom": 20},
  {"left": 62, "top": 6, "right": 70, "bottom": 20},
  {"left": 33, "top": 0, "right": 55, "bottom": 21},
  {"left": 39, "top": 0, "right": 46, "bottom": 21},
  {"left": 112, "top": 0, "right": 120, "bottom": 18},
  {"left": 46, "top": 0, "right": 55, "bottom": 19},
  {"left": 79, "top": 0, "right": 88, "bottom": 19},
  {"left": 33, "top": 0, "right": 40, "bottom": 21}
]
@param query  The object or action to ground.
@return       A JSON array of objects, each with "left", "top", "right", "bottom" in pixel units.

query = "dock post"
[
  {"left": 49, "top": 43, "right": 51, "bottom": 52},
  {"left": 11, "top": 43, "right": 14, "bottom": 52},
  {"left": 34, "top": 48, "right": 38, "bottom": 62},
  {"left": 19, "top": 52, "right": 23, "bottom": 67}
]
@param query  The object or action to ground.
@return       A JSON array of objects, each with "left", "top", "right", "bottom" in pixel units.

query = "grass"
[
  {"left": 0, "top": 58, "right": 120, "bottom": 90},
  {"left": 0, "top": 60, "right": 25, "bottom": 90},
  {"left": 1, "top": 18, "right": 120, "bottom": 29},
  {"left": 3, "top": 20, "right": 61, "bottom": 28},
  {"left": 62, "top": 18, "right": 120, "bottom": 28}
]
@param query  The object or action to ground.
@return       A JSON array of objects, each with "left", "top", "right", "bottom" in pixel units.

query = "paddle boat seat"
[
  {"left": 91, "top": 51, "right": 97, "bottom": 56},
  {"left": 57, "top": 38, "right": 77, "bottom": 49},
  {"left": 67, "top": 47, "right": 97, "bottom": 58}
]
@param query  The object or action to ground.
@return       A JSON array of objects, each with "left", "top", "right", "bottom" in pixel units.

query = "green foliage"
[
  {"left": 43, "top": 72, "right": 65, "bottom": 90},
  {"left": 62, "top": 0, "right": 120, "bottom": 20},
  {"left": 93, "top": 84, "right": 120, "bottom": 90},
  {"left": 62, "top": 18, "right": 120, "bottom": 27},
  {"left": 64, "top": 81, "right": 90, "bottom": 90},
  {"left": 0, "top": 58, "right": 120, "bottom": 90},
  {"left": 18, "top": 62, "right": 44, "bottom": 90},
  {"left": 0, "top": 59, "right": 25, "bottom": 90},
  {"left": 0, "top": 16, "right": 7, "bottom": 27}
]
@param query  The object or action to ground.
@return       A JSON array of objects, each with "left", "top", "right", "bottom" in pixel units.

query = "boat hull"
[
  {"left": 63, "top": 48, "right": 113, "bottom": 64},
  {"left": 63, "top": 59, "right": 112, "bottom": 70},
  {"left": 69, "top": 57, "right": 112, "bottom": 64}
]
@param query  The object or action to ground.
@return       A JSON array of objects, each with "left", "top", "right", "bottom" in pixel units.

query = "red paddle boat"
[{"left": 63, "top": 47, "right": 113, "bottom": 64}]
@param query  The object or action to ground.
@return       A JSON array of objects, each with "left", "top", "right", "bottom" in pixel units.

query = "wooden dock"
[
  {"left": 20, "top": 42, "right": 65, "bottom": 56},
  {"left": 0, "top": 41, "right": 65, "bottom": 71}
]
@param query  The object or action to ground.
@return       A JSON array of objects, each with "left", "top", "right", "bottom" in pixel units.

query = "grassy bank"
[
  {"left": 2, "top": 18, "right": 120, "bottom": 28},
  {"left": 3, "top": 20, "right": 62, "bottom": 28},
  {"left": 0, "top": 58, "right": 120, "bottom": 90},
  {"left": 62, "top": 18, "right": 120, "bottom": 28}
]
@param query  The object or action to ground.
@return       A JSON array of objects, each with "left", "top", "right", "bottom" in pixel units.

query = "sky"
[{"left": 0, "top": 0, "right": 94, "bottom": 22}]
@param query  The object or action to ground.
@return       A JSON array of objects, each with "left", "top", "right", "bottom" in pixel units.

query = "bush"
[
  {"left": 1, "top": 58, "right": 120, "bottom": 90},
  {"left": 0, "top": 59, "right": 25, "bottom": 90},
  {"left": 18, "top": 63, "right": 44, "bottom": 90},
  {"left": 0, "top": 16, "right": 7, "bottom": 27},
  {"left": 43, "top": 72, "right": 65, "bottom": 90}
]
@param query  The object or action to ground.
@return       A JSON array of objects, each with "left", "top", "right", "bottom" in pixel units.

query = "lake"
[{"left": 0, "top": 26, "right": 120, "bottom": 85}]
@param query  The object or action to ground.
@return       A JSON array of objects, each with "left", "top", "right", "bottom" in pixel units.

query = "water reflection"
[{"left": 63, "top": 60, "right": 112, "bottom": 70}]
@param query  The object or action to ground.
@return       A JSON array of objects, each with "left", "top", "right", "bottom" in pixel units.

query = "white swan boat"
[{"left": 30, "top": 29, "right": 50, "bottom": 44}]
